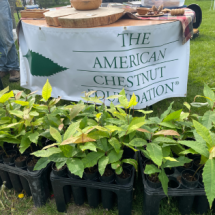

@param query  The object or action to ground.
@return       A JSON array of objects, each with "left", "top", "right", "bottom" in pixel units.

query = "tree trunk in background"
[{"left": 8, "top": 0, "right": 16, "bottom": 29}]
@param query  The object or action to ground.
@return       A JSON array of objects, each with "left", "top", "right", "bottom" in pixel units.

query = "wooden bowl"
[
  {"left": 137, "top": 8, "right": 149, "bottom": 15},
  {"left": 71, "top": 0, "right": 102, "bottom": 10}
]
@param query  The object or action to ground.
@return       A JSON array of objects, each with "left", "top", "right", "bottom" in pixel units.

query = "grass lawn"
[{"left": 1, "top": 0, "right": 215, "bottom": 214}]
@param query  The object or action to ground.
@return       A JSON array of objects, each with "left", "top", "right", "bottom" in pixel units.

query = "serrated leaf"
[
  {"left": 147, "top": 143, "right": 163, "bottom": 167},
  {"left": 163, "top": 110, "right": 182, "bottom": 122},
  {"left": 161, "top": 102, "right": 174, "bottom": 120},
  {"left": 162, "top": 146, "right": 170, "bottom": 157},
  {"left": 203, "top": 159, "right": 215, "bottom": 208},
  {"left": 96, "top": 138, "right": 112, "bottom": 152},
  {"left": 70, "top": 104, "right": 86, "bottom": 121},
  {"left": 202, "top": 111, "right": 215, "bottom": 129},
  {"left": 129, "top": 138, "right": 147, "bottom": 147},
  {"left": 55, "top": 161, "right": 66, "bottom": 170},
  {"left": 82, "top": 151, "right": 105, "bottom": 168},
  {"left": 0, "top": 91, "right": 14, "bottom": 103},
  {"left": 48, "top": 152, "right": 68, "bottom": 162},
  {"left": 63, "top": 122, "right": 80, "bottom": 141},
  {"left": 153, "top": 136, "right": 176, "bottom": 144},
  {"left": 108, "top": 137, "right": 121, "bottom": 153},
  {"left": 105, "top": 125, "right": 124, "bottom": 132},
  {"left": 28, "top": 132, "right": 39, "bottom": 144},
  {"left": 154, "top": 130, "right": 180, "bottom": 136},
  {"left": 108, "top": 149, "right": 123, "bottom": 164},
  {"left": 60, "top": 145, "right": 78, "bottom": 158},
  {"left": 127, "top": 93, "right": 138, "bottom": 108},
  {"left": 158, "top": 169, "right": 169, "bottom": 196},
  {"left": 193, "top": 120, "right": 213, "bottom": 149},
  {"left": 127, "top": 117, "right": 146, "bottom": 134},
  {"left": 162, "top": 156, "right": 191, "bottom": 168},
  {"left": 144, "top": 164, "right": 161, "bottom": 174},
  {"left": 32, "top": 147, "right": 61, "bottom": 157},
  {"left": 20, "top": 134, "right": 31, "bottom": 154},
  {"left": 115, "top": 166, "right": 123, "bottom": 175},
  {"left": 98, "top": 156, "right": 109, "bottom": 176},
  {"left": 34, "top": 157, "right": 50, "bottom": 171},
  {"left": 203, "top": 83, "right": 215, "bottom": 109},
  {"left": 50, "top": 127, "right": 62, "bottom": 143},
  {"left": 178, "top": 140, "right": 209, "bottom": 158},
  {"left": 67, "top": 158, "right": 84, "bottom": 178},
  {"left": 80, "top": 142, "right": 97, "bottom": 152},
  {"left": 42, "top": 79, "right": 52, "bottom": 101},
  {"left": 80, "top": 116, "right": 88, "bottom": 129}
]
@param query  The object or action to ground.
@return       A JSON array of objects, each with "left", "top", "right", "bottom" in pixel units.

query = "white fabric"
[{"left": 19, "top": 21, "right": 190, "bottom": 108}]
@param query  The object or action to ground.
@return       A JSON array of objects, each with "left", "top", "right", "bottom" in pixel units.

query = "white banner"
[{"left": 19, "top": 21, "right": 190, "bottom": 109}]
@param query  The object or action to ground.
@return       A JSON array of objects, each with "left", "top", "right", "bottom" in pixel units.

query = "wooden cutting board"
[
  {"left": 44, "top": 8, "right": 124, "bottom": 28},
  {"left": 44, "top": 8, "right": 77, "bottom": 27},
  {"left": 21, "top": 9, "right": 49, "bottom": 18}
]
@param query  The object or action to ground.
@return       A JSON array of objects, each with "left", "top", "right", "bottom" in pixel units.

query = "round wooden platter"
[{"left": 44, "top": 7, "right": 124, "bottom": 28}]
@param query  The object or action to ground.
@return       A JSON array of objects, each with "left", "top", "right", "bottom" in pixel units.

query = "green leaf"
[
  {"left": 115, "top": 166, "right": 123, "bottom": 175},
  {"left": 55, "top": 161, "right": 66, "bottom": 170},
  {"left": 0, "top": 91, "right": 14, "bottom": 103},
  {"left": 48, "top": 152, "right": 68, "bottom": 162},
  {"left": 162, "top": 146, "right": 170, "bottom": 157},
  {"left": 60, "top": 145, "right": 77, "bottom": 158},
  {"left": 202, "top": 111, "right": 215, "bottom": 129},
  {"left": 158, "top": 122, "right": 177, "bottom": 129},
  {"left": 96, "top": 138, "right": 112, "bottom": 152},
  {"left": 163, "top": 110, "right": 182, "bottom": 122},
  {"left": 9, "top": 110, "right": 23, "bottom": 118},
  {"left": 20, "top": 134, "right": 31, "bottom": 154},
  {"left": 66, "top": 158, "right": 84, "bottom": 178},
  {"left": 178, "top": 140, "right": 209, "bottom": 158},
  {"left": 183, "top": 102, "right": 190, "bottom": 110},
  {"left": 108, "top": 137, "right": 121, "bottom": 153},
  {"left": 203, "top": 83, "right": 215, "bottom": 109},
  {"left": 0, "top": 86, "right": 9, "bottom": 97},
  {"left": 70, "top": 104, "right": 86, "bottom": 121},
  {"left": 193, "top": 120, "right": 213, "bottom": 149},
  {"left": 34, "top": 157, "right": 50, "bottom": 171},
  {"left": 162, "top": 156, "right": 191, "bottom": 168},
  {"left": 119, "top": 89, "right": 129, "bottom": 108},
  {"left": 80, "top": 142, "right": 97, "bottom": 152},
  {"left": 105, "top": 118, "right": 125, "bottom": 126},
  {"left": 98, "top": 156, "right": 109, "bottom": 176},
  {"left": 14, "top": 100, "right": 29, "bottom": 106},
  {"left": 80, "top": 116, "right": 88, "bottom": 129},
  {"left": 129, "top": 138, "right": 147, "bottom": 147},
  {"left": 144, "top": 164, "right": 161, "bottom": 174},
  {"left": 108, "top": 149, "right": 123, "bottom": 164},
  {"left": 137, "top": 110, "right": 153, "bottom": 115},
  {"left": 153, "top": 137, "right": 176, "bottom": 144},
  {"left": 50, "top": 127, "right": 62, "bottom": 143},
  {"left": 111, "top": 161, "right": 121, "bottom": 169},
  {"left": 203, "top": 159, "right": 215, "bottom": 208},
  {"left": 105, "top": 125, "right": 124, "bottom": 132},
  {"left": 160, "top": 102, "right": 174, "bottom": 120},
  {"left": 146, "top": 143, "right": 163, "bottom": 167},
  {"left": 127, "top": 117, "right": 146, "bottom": 134},
  {"left": 42, "top": 79, "right": 52, "bottom": 101},
  {"left": 82, "top": 151, "right": 105, "bottom": 168},
  {"left": 63, "top": 122, "right": 80, "bottom": 141},
  {"left": 28, "top": 132, "right": 39, "bottom": 144},
  {"left": 106, "top": 95, "right": 122, "bottom": 100},
  {"left": 158, "top": 169, "right": 169, "bottom": 196},
  {"left": 32, "top": 147, "right": 61, "bottom": 157},
  {"left": 127, "top": 93, "right": 138, "bottom": 108},
  {"left": 121, "top": 158, "right": 138, "bottom": 171}
]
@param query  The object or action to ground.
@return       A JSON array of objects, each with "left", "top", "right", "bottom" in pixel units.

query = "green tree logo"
[{"left": 24, "top": 50, "right": 68, "bottom": 77}]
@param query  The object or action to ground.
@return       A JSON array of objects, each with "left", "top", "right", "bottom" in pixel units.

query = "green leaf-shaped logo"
[{"left": 24, "top": 50, "right": 68, "bottom": 76}]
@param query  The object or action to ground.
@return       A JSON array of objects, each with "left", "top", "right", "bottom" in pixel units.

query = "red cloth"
[{"left": 136, "top": 8, "right": 196, "bottom": 44}]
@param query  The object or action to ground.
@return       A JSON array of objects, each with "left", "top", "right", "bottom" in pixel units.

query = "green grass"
[{"left": 1, "top": 0, "right": 215, "bottom": 214}]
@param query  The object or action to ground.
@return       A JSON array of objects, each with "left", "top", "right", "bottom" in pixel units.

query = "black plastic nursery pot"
[
  {"left": 100, "top": 167, "right": 115, "bottom": 210},
  {"left": 3, "top": 150, "right": 17, "bottom": 164},
  {"left": 52, "top": 163, "right": 71, "bottom": 204},
  {"left": 50, "top": 164, "right": 136, "bottom": 214},
  {"left": 27, "top": 156, "right": 38, "bottom": 172},
  {"left": 67, "top": 170, "right": 86, "bottom": 206},
  {"left": 0, "top": 161, "right": 52, "bottom": 207},
  {"left": 83, "top": 166, "right": 100, "bottom": 208},
  {"left": 138, "top": 152, "right": 208, "bottom": 215}
]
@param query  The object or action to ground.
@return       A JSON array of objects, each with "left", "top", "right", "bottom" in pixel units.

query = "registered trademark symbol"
[{"left": 175, "top": 81, "right": 179, "bottom": 85}]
